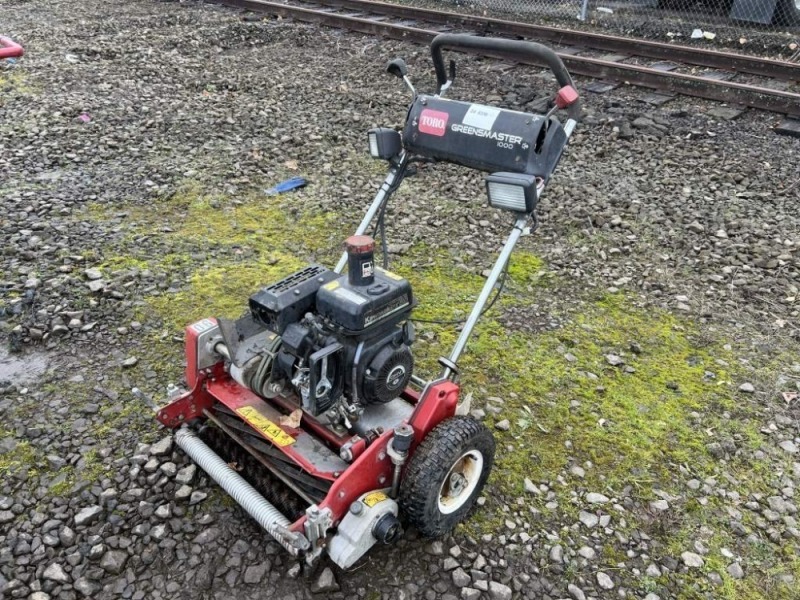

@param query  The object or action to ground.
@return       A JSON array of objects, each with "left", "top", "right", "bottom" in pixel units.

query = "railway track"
[{"left": 211, "top": 0, "right": 800, "bottom": 117}]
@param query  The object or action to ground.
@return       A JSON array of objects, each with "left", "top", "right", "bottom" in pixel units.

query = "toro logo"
[{"left": 419, "top": 109, "right": 448, "bottom": 137}]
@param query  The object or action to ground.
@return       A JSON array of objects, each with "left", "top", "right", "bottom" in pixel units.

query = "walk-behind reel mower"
[{"left": 157, "top": 34, "right": 580, "bottom": 569}]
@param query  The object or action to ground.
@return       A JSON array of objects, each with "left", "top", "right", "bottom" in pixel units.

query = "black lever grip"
[
  {"left": 386, "top": 58, "right": 408, "bottom": 79},
  {"left": 430, "top": 34, "right": 581, "bottom": 120}
]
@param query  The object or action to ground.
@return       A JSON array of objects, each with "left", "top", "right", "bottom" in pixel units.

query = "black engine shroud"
[{"left": 242, "top": 264, "right": 415, "bottom": 418}]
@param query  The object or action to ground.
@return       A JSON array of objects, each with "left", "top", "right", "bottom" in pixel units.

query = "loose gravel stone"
[
  {"left": 74, "top": 505, "right": 103, "bottom": 527},
  {"left": 461, "top": 589, "right": 481, "bottom": 600},
  {"left": 452, "top": 567, "right": 471, "bottom": 587},
  {"left": 176, "top": 464, "right": 197, "bottom": 484},
  {"left": 244, "top": 563, "right": 269, "bottom": 584},
  {"left": 650, "top": 499, "right": 669, "bottom": 512},
  {"left": 310, "top": 567, "right": 340, "bottom": 593},
  {"left": 100, "top": 550, "right": 128, "bottom": 575},
  {"left": 150, "top": 436, "right": 173, "bottom": 456},
  {"left": 488, "top": 581, "right": 512, "bottom": 600},
  {"left": 43, "top": 563, "right": 70, "bottom": 584},
  {"left": 549, "top": 544, "right": 564, "bottom": 563},
  {"left": 596, "top": 571, "right": 614, "bottom": 590},
  {"left": 682, "top": 552, "right": 705, "bottom": 568},
  {"left": 524, "top": 478, "right": 540, "bottom": 494},
  {"left": 579, "top": 511, "right": 599, "bottom": 528},
  {"left": 443, "top": 557, "right": 459, "bottom": 570},
  {"left": 568, "top": 583, "right": 587, "bottom": 600},
  {"left": 727, "top": 562, "right": 745, "bottom": 579},
  {"left": 174, "top": 485, "right": 193, "bottom": 501},
  {"left": 586, "top": 492, "right": 610, "bottom": 504},
  {"left": 779, "top": 441, "right": 799, "bottom": 454}
]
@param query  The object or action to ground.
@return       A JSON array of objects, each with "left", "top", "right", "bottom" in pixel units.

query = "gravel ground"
[{"left": 2, "top": 1, "right": 800, "bottom": 599}]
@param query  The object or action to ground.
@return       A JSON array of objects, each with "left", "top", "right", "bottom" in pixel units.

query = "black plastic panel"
[
  {"left": 249, "top": 265, "right": 338, "bottom": 335},
  {"left": 402, "top": 96, "right": 567, "bottom": 179},
  {"left": 316, "top": 268, "right": 413, "bottom": 333}
]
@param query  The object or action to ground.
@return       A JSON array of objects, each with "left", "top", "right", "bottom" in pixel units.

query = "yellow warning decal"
[
  {"left": 236, "top": 406, "right": 296, "bottom": 447},
  {"left": 376, "top": 267, "right": 402, "bottom": 281},
  {"left": 323, "top": 280, "right": 340, "bottom": 291},
  {"left": 363, "top": 491, "right": 388, "bottom": 507}
]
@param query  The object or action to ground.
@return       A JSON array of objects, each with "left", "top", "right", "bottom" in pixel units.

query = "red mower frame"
[{"left": 157, "top": 322, "right": 460, "bottom": 533}]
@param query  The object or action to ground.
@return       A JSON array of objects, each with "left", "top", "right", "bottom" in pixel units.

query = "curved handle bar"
[
  {"left": 0, "top": 37, "right": 24, "bottom": 59},
  {"left": 430, "top": 34, "right": 581, "bottom": 121}
]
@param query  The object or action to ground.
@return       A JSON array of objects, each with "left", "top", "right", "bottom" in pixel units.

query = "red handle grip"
[{"left": 0, "top": 36, "right": 24, "bottom": 59}]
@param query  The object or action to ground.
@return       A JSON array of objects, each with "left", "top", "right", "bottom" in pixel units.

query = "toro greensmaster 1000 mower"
[{"left": 157, "top": 34, "right": 580, "bottom": 568}]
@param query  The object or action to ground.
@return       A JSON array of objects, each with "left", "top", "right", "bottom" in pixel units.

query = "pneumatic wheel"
[{"left": 399, "top": 416, "right": 495, "bottom": 537}]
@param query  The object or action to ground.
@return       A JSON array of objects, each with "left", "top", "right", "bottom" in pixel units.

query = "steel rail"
[
  {"left": 213, "top": 0, "right": 800, "bottom": 116},
  {"left": 302, "top": 0, "right": 800, "bottom": 81}
]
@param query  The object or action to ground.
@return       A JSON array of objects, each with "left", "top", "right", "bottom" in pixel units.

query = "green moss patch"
[
  {"left": 0, "top": 433, "right": 38, "bottom": 478},
  {"left": 88, "top": 182, "right": 794, "bottom": 598}
]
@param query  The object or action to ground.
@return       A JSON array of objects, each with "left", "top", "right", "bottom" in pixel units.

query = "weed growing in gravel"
[
  {"left": 0, "top": 434, "right": 38, "bottom": 478},
  {"left": 0, "top": 71, "right": 36, "bottom": 97}
]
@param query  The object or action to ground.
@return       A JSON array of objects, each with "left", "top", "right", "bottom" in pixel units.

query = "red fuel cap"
[{"left": 345, "top": 235, "right": 375, "bottom": 254}]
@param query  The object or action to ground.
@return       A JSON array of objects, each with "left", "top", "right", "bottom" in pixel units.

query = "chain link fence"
[{"left": 439, "top": 0, "right": 800, "bottom": 59}]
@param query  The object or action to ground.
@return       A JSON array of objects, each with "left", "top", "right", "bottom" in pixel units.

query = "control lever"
[
  {"left": 386, "top": 58, "right": 416, "bottom": 99},
  {"left": 544, "top": 85, "right": 579, "bottom": 119},
  {"left": 386, "top": 58, "right": 408, "bottom": 78},
  {"left": 437, "top": 59, "right": 457, "bottom": 97}
]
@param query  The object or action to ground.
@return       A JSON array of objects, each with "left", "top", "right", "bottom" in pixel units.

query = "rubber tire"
[{"left": 399, "top": 416, "right": 495, "bottom": 538}]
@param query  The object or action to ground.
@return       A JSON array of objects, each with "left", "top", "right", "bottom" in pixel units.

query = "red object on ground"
[{"left": 0, "top": 37, "right": 24, "bottom": 59}]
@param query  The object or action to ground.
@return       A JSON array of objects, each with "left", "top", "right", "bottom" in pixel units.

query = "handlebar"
[
  {"left": 0, "top": 37, "right": 24, "bottom": 60},
  {"left": 430, "top": 34, "right": 581, "bottom": 121}
]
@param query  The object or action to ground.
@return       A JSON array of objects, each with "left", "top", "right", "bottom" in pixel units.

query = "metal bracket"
[{"left": 304, "top": 504, "right": 334, "bottom": 564}]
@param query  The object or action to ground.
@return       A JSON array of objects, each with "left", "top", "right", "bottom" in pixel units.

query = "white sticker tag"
[
  {"left": 361, "top": 261, "right": 374, "bottom": 278},
  {"left": 463, "top": 104, "right": 501, "bottom": 130},
  {"left": 191, "top": 318, "right": 216, "bottom": 333}
]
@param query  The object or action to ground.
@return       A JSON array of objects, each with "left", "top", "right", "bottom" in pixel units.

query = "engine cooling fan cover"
[{"left": 363, "top": 344, "right": 414, "bottom": 404}]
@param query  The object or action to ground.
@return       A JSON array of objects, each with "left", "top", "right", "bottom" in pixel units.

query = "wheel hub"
[
  {"left": 449, "top": 471, "right": 467, "bottom": 496},
  {"left": 437, "top": 450, "right": 485, "bottom": 515}
]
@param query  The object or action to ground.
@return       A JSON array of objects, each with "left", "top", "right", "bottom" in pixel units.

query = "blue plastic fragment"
[{"left": 265, "top": 176, "right": 308, "bottom": 195}]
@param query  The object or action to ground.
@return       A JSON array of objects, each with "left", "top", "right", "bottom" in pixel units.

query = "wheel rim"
[{"left": 437, "top": 450, "right": 484, "bottom": 515}]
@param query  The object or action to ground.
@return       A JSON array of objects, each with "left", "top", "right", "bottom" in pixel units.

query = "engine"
[{"left": 217, "top": 236, "right": 415, "bottom": 428}]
